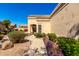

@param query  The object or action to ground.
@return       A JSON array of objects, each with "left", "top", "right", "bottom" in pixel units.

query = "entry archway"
[{"left": 30, "top": 24, "right": 37, "bottom": 33}]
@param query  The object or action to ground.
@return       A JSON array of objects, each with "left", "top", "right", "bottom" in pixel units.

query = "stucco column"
[
  {"left": 30, "top": 25, "right": 32, "bottom": 33},
  {"left": 36, "top": 24, "right": 38, "bottom": 33},
  {"left": 28, "top": 24, "right": 31, "bottom": 33}
]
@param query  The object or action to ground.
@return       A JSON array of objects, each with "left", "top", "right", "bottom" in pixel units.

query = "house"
[
  {"left": 14, "top": 24, "right": 28, "bottom": 32},
  {"left": 50, "top": 3, "right": 79, "bottom": 37},
  {"left": 9, "top": 24, "right": 17, "bottom": 29},
  {"left": 19, "top": 24, "right": 28, "bottom": 28},
  {"left": 19, "top": 24, "right": 28, "bottom": 32},
  {"left": 28, "top": 15, "right": 51, "bottom": 34},
  {"left": 28, "top": 3, "right": 79, "bottom": 37}
]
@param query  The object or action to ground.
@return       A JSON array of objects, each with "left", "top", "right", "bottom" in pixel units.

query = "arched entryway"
[{"left": 30, "top": 24, "right": 37, "bottom": 33}]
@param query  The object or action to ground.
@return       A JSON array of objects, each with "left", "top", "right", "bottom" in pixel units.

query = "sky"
[{"left": 0, "top": 3, "right": 58, "bottom": 27}]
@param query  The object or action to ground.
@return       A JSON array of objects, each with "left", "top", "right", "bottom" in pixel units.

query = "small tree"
[
  {"left": 2, "top": 20, "right": 11, "bottom": 34},
  {"left": 0, "top": 22, "right": 5, "bottom": 31},
  {"left": 2, "top": 20, "right": 11, "bottom": 29}
]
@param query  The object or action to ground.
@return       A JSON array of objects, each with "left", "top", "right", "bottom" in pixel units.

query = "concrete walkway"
[{"left": 24, "top": 35, "right": 47, "bottom": 56}]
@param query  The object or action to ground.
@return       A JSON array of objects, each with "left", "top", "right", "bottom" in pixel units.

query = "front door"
[{"left": 31, "top": 24, "right": 36, "bottom": 33}]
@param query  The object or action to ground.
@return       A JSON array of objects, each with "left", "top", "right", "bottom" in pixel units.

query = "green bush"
[
  {"left": 57, "top": 37, "right": 79, "bottom": 56},
  {"left": 1, "top": 32, "right": 5, "bottom": 34},
  {"left": 0, "top": 34, "right": 4, "bottom": 40},
  {"left": 47, "top": 33, "right": 57, "bottom": 42},
  {"left": 20, "top": 30, "right": 24, "bottom": 31},
  {"left": 34, "top": 33, "right": 45, "bottom": 38},
  {"left": 8, "top": 31, "right": 26, "bottom": 43}
]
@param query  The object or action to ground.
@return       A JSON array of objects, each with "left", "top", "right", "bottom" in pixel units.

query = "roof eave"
[{"left": 50, "top": 3, "right": 69, "bottom": 19}]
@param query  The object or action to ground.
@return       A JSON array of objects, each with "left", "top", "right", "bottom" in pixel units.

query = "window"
[{"left": 38, "top": 25, "right": 42, "bottom": 33}]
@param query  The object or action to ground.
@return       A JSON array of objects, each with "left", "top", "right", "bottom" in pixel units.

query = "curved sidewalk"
[{"left": 26, "top": 35, "right": 47, "bottom": 56}]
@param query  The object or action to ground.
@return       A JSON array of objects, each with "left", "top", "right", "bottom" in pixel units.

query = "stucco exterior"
[
  {"left": 28, "top": 18, "right": 37, "bottom": 33},
  {"left": 28, "top": 3, "right": 79, "bottom": 37},
  {"left": 51, "top": 3, "right": 79, "bottom": 37},
  {"left": 37, "top": 19, "right": 51, "bottom": 33},
  {"left": 28, "top": 16, "right": 51, "bottom": 34}
]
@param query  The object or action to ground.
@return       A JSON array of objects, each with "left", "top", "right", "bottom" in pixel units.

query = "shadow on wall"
[{"left": 67, "top": 23, "right": 79, "bottom": 39}]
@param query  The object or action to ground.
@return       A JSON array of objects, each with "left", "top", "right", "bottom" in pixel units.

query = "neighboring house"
[
  {"left": 9, "top": 24, "right": 17, "bottom": 31},
  {"left": 9, "top": 24, "right": 17, "bottom": 29},
  {"left": 19, "top": 24, "right": 28, "bottom": 28},
  {"left": 19, "top": 24, "right": 28, "bottom": 32},
  {"left": 14, "top": 24, "right": 28, "bottom": 32},
  {"left": 28, "top": 3, "right": 79, "bottom": 37}
]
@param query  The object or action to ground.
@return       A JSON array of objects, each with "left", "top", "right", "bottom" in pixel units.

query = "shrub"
[
  {"left": 0, "top": 31, "right": 5, "bottom": 35},
  {"left": 20, "top": 30, "right": 24, "bottom": 31},
  {"left": 57, "top": 37, "right": 79, "bottom": 56},
  {"left": 34, "top": 33, "right": 45, "bottom": 38},
  {"left": 8, "top": 31, "right": 26, "bottom": 43},
  {"left": 47, "top": 33, "right": 57, "bottom": 42},
  {"left": 0, "top": 34, "right": 4, "bottom": 40}
]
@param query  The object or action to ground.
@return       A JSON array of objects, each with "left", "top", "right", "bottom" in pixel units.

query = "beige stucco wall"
[
  {"left": 28, "top": 18, "right": 37, "bottom": 33},
  {"left": 51, "top": 3, "right": 79, "bottom": 37},
  {"left": 37, "top": 19, "right": 51, "bottom": 33},
  {"left": 28, "top": 18, "right": 51, "bottom": 33}
]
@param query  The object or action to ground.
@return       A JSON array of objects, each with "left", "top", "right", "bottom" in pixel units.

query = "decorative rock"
[
  {"left": 23, "top": 49, "right": 35, "bottom": 56},
  {"left": 23, "top": 47, "right": 47, "bottom": 56},
  {"left": 2, "top": 41, "right": 14, "bottom": 50},
  {"left": 2, "top": 35, "right": 9, "bottom": 42},
  {"left": 23, "top": 35, "right": 47, "bottom": 56}
]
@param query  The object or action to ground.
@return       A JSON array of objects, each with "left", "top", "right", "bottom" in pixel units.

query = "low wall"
[{"left": 43, "top": 36, "right": 63, "bottom": 56}]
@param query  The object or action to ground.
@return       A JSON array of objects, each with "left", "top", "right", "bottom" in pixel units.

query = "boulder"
[
  {"left": 2, "top": 41, "right": 14, "bottom": 50},
  {"left": 2, "top": 35, "right": 9, "bottom": 42}
]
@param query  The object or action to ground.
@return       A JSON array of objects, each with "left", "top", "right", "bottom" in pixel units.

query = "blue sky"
[{"left": 0, "top": 3, "right": 58, "bottom": 27}]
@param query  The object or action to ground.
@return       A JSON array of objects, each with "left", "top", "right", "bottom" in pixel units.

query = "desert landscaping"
[
  {"left": 0, "top": 35, "right": 47, "bottom": 56},
  {"left": 0, "top": 19, "right": 63, "bottom": 56},
  {"left": 1, "top": 3, "right": 79, "bottom": 56}
]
